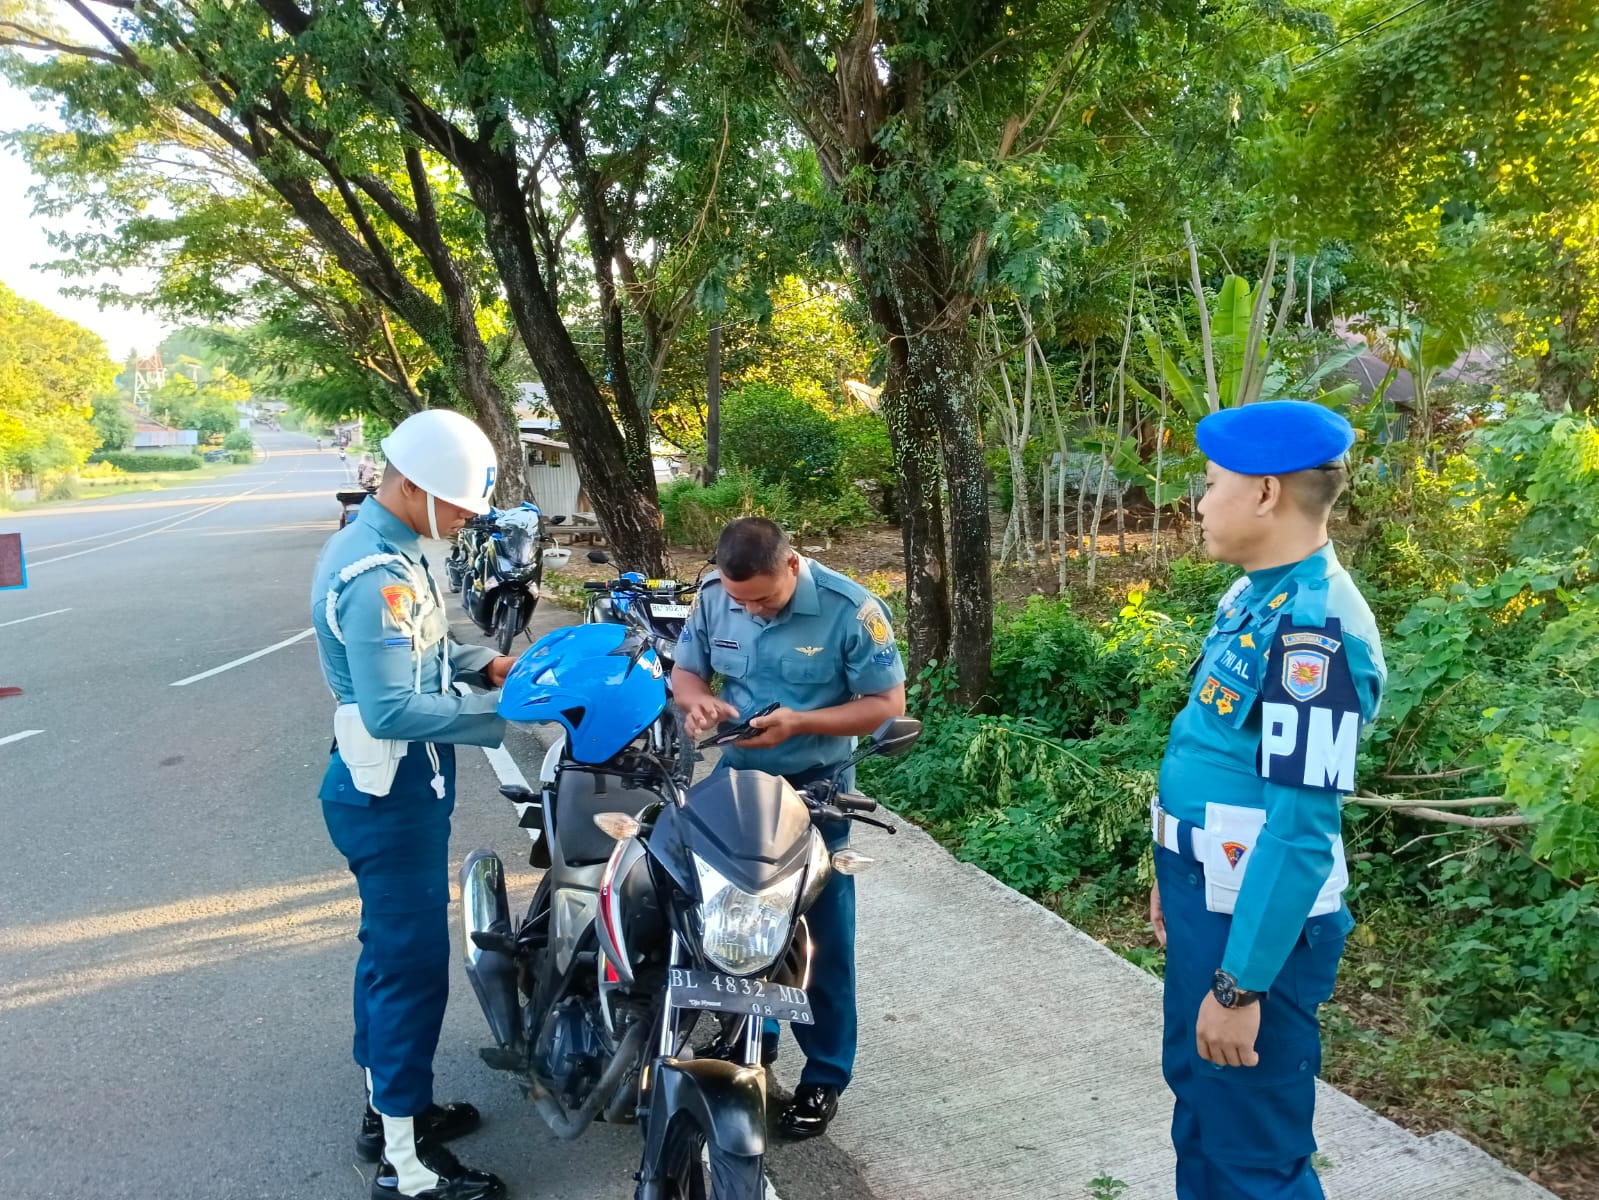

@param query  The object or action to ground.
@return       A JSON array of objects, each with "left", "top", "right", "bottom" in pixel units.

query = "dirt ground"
[{"left": 547, "top": 508, "right": 1201, "bottom": 615}]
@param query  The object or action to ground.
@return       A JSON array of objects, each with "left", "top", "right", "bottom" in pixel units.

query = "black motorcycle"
[
  {"left": 446, "top": 504, "right": 550, "bottom": 654},
  {"left": 461, "top": 699, "right": 920, "bottom": 1198},
  {"left": 581, "top": 549, "right": 704, "bottom": 672}
]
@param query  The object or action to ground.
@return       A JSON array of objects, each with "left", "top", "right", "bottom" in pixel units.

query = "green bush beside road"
[{"left": 88, "top": 451, "right": 203, "bottom": 472}]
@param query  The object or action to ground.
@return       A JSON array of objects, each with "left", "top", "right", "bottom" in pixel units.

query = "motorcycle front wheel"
[
  {"left": 646, "top": 1113, "right": 764, "bottom": 1200},
  {"left": 494, "top": 595, "right": 525, "bottom": 655}
]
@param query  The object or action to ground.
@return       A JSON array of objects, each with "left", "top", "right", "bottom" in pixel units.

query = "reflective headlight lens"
[{"left": 694, "top": 856, "right": 801, "bottom": 976}]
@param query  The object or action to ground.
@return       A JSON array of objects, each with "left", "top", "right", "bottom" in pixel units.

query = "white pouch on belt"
[
  {"left": 1197, "top": 802, "right": 1348, "bottom": 917},
  {"left": 333, "top": 703, "right": 407, "bottom": 797}
]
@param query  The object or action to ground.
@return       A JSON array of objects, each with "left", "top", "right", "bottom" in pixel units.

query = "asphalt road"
[{"left": 0, "top": 433, "right": 873, "bottom": 1200}]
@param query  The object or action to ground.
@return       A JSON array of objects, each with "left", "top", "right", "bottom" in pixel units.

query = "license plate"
[
  {"left": 651, "top": 602, "right": 692, "bottom": 619},
  {"left": 666, "top": 968, "right": 813, "bottom": 1024}
]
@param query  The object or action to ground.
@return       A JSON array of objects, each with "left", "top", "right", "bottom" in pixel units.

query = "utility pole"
[{"left": 705, "top": 321, "right": 722, "bottom": 483}]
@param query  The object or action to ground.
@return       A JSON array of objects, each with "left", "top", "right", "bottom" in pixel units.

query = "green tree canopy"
[{"left": 0, "top": 279, "right": 115, "bottom": 487}]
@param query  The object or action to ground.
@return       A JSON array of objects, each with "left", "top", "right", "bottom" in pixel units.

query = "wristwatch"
[{"left": 1212, "top": 969, "right": 1262, "bottom": 1009}]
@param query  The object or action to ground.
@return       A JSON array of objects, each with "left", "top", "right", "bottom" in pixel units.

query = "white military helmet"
[{"left": 381, "top": 409, "right": 499, "bottom": 538}]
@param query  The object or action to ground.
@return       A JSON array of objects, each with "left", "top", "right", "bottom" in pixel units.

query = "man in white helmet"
[{"left": 309, "top": 409, "right": 512, "bottom": 1200}]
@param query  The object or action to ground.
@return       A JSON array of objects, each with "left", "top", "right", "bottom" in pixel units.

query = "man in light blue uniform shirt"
[
  {"left": 310, "top": 410, "right": 515, "bottom": 1200},
  {"left": 1151, "top": 401, "right": 1386, "bottom": 1199},
  {"left": 672, "top": 517, "right": 906, "bottom": 1140}
]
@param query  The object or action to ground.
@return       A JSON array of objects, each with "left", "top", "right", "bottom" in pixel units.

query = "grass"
[{"left": 0, "top": 458, "right": 254, "bottom": 510}]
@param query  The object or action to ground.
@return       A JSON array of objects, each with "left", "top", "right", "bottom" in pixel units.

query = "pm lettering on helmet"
[{"left": 482, "top": 465, "right": 496, "bottom": 499}]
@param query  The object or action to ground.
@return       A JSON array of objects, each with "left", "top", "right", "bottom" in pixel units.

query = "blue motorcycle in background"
[{"left": 459, "top": 621, "right": 919, "bottom": 1199}]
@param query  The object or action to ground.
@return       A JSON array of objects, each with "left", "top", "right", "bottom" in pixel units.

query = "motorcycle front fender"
[{"left": 639, "top": 1057, "right": 767, "bottom": 1176}]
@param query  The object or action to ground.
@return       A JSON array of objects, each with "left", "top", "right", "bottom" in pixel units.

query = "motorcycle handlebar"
[
  {"left": 833, "top": 792, "right": 878, "bottom": 814},
  {"left": 583, "top": 581, "right": 609, "bottom": 592}
]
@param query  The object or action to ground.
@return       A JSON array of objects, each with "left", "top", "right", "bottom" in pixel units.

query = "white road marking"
[
  {"left": 31, "top": 508, "right": 193, "bottom": 550},
  {"left": 170, "top": 628, "right": 316, "bottom": 687},
  {"left": 480, "top": 742, "right": 532, "bottom": 790},
  {"left": 0, "top": 608, "right": 69, "bottom": 630},
  {"left": 0, "top": 730, "right": 44, "bottom": 747},
  {"left": 30, "top": 482, "right": 276, "bottom": 565}
]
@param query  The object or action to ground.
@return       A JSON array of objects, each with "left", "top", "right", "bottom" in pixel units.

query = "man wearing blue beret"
[{"left": 1150, "top": 400, "right": 1387, "bottom": 1198}]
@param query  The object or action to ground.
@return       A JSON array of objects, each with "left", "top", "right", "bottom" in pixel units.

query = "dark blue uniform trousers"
[
  {"left": 786, "top": 815, "right": 856, "bottom": 1091},
  {"left": 715, "top": 761, "right": 858, "bottom": 1092},
  {"left": 322, "top": 743, "right": 456, "bottom": 1119},
  {"left": 1156, "top": 846, "right": 1350, "bottom": 1200}
]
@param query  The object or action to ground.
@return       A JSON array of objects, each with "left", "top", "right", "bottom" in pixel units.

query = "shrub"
[
  {"left": 660, "top": 471, "right": 792, "bottom": 550},
  {"left": 222, "top": 428, "right": 254, "bottom": 452},
  {"left": 835, "top": 411, "right": 897, "bottom": 518},
  {"left": 721, "top": 384, "right": 843, "bottom": 501},
  {"left": 41, "top": 475, "right": 80, "bottom": 501},
  {"left": 661, "top": 470, "right": 875, "bottom": 550},
  {"left": 229, "top": 450, "right": 254, "bottom": 464},
  {"left": 87, "top": 452, "right": 202, "bottom": 472}
]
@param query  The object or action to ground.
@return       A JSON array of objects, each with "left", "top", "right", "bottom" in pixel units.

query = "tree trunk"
[
  {"left": 706, "top": 322, "right": 722, "bottom": 479},
  {"left": 462, "top": 146, "right": 668, "bottom": 572},
  {"left": 855, "top": 268, "right": 952, "bottom": 681},
  {"left": 910, "top": 319, "right": 992, "bottom": 707}
]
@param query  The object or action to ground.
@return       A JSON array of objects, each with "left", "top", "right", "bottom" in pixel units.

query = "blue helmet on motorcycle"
[{"left": 498, "top": 623, "right": 667, "bottom": 763}]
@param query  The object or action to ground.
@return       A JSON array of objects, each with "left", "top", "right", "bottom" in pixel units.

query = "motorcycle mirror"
[
  {"left": 587, "top": 549, "right": 611, "bottom": 565},
  {"left": 593, "top": 812, "right": 641, "bottom": 841},
  {"left": 831, "top": 849, "right": 876, "bottom": 875},
  {"left": 869, "top": 716, "right": 923, "bottom": 758}
]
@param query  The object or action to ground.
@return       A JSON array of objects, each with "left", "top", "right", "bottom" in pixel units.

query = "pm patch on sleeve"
[{"left": 1259, "top": 618, "right": 1361, "bottom": 791}]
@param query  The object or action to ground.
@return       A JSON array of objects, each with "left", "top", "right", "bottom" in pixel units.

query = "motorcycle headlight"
[
  {"left": 651, "top": 633, "right": 678, "bottom": 661},
  {"left": 693, "top": 855, "right": 802, "bottom": 976}
]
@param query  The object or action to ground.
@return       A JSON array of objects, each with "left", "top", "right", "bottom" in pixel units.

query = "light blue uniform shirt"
[
  {"left": 674, "top": 558, "right": 906, "bottom": 777},
  {"left": 309, "top": 498, "right": 505, "bottom": 750},
  {"left": 1157, "top": 543, "right": 1386, "bottom": 991}
]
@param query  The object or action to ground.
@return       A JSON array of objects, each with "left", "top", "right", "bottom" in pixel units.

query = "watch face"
[{"left": 1213, "top": 971, "right": 1239, "bottom": 1008}]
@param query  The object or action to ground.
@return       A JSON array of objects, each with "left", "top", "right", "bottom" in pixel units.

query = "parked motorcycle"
[
  {"left": 581, "top": 549, "right": 704, "bottom": 672},
  {"left": 461, "top": 621, "right": 919, "bottom": 1199},
  {"left": 445, "top": 504, "right": 557, "bottom": 654},
  {"left": 335, "top": 483, "right": 376, "bottom": 530}
]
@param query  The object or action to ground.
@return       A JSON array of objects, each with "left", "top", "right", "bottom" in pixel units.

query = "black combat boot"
[
  {"left": 357, "top": 1101, "right": 481, "bottom": 1163},
  {"left": 370, "top": 1115, "right": 505, "bottom": 1200},
  {"left": 775, "top": 1084, "right": 839, "bottom": 1140}
]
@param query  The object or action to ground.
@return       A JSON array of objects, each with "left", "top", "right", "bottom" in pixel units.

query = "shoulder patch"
[
  {"left": 857, "top": 600, "right": 892, "bottom": 647},
  {"left": 1280, "top": 650, "right": 1329, "bottom": 701},
  {"left": 380, "top": 584, "right": 417, "bottom": 629}
]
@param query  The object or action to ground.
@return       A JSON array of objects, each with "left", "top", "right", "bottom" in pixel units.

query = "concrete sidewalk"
[{"left": 766, "top": 814, "right": 1554, "bottom": 1200}]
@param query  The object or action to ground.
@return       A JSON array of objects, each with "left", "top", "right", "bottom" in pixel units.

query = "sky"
[{"left": 0, "top": 81, "right": 170, "bottom": 361}]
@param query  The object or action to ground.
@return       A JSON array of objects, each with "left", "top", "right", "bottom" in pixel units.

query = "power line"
[{"left": 1294, "top": 0, "right": 1443, "bottom": 71}]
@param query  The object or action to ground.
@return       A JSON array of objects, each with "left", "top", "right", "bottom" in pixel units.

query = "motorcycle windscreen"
[
  {"left": 678, "top": 769, "right": 813, "bottom": 894},
  {"left": 496, "top": 508, "right": 541, "bottom": 566}
]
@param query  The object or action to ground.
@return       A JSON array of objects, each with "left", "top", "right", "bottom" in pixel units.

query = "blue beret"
[{"left": 1195, "top": 400, "right": 1355, "bottom": 476}]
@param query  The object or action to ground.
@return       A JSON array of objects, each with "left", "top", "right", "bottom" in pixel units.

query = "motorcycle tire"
[
  {"left": 494, "top": 600, "right": 521, "bottom": 656},
  {"left": 644, "top": 1113, "right": 764, "bottom": 1200},
  {"left": 445, "top": 557, "right": 463, "bottom": 593}
]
